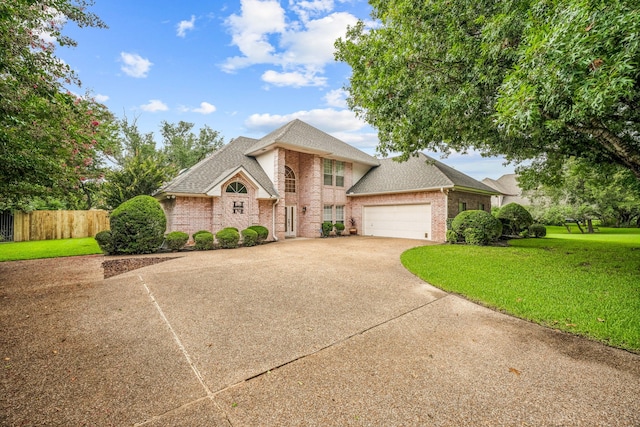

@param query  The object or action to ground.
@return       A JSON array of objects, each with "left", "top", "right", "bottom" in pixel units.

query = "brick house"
[{"left": 155, "top": 119, "right": 499, "bottom": 242}]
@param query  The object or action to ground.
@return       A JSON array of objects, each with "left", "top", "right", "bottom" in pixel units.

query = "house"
[
  {"left": 155, "top": 119, "right": 499, "bottom": 242},
  {"left": 482, "top": 174, "right": 532, "bottom": 208}
]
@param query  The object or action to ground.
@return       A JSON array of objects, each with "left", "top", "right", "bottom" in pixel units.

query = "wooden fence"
[{"left": 13, "top": 210, "right": 110, "bottom": 242}]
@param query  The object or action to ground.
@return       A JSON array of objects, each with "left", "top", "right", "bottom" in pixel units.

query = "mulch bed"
[{"left": 102, "top": 257, "right": 179, "bottom": 279}]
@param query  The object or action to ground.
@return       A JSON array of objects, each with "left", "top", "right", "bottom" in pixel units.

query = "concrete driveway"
[{"left": 1, "top": 237, "right": 639, "bottom": 426}]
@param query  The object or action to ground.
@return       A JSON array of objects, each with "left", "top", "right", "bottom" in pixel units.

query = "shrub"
[
  {"left": 334, "top": 222, "right": 345, "bottom": 235},
  {"left": 194, "top": 231, "right": 214, "bottom": 250},
  {"left": 110, "top": 195, "right": 166, "bottom": 254},
  {"left": 497, "top": 203, "right": 533, "bottom": 235},
  {"left": 217, "top": 227, "right": 240, "bottom": 249},
  {"left": 321, "top": 221, "right": 333, "bottom": 237},
  {"left": 241, "top": 228, "right": 258, "bottom": 247},
  {"left": 451, "top": 210, "right": 502, "bottom": 246},
  {"left": 166, "top": 231, "right": 189, "bottom": 251},
  {"left": 95, "top": 230, "right": 114, "bottom": 254},
  {"left": 248, "top": 225, "right": 269, "bottom": 243},
  {"left": 445, "top": 229, "right": 459, "bottom": 244},
  {"left": 529, "top": 223, "right": 547, "bottom": 238},
  {"left": 192, "top": 230, "right": 210, "bottom": 242}
]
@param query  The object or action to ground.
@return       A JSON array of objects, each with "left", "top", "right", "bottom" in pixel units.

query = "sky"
[{"left": 57, "top": 0, "right": 515, "bottom": 180}]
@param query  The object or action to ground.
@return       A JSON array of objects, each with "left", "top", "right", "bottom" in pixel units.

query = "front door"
[{"left": 285, "top": 205, "right": 296, "bottom": 238}]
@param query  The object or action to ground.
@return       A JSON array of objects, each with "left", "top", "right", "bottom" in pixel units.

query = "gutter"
[{"left": 272, "top": 196, "right": 280, "bottom": 242}]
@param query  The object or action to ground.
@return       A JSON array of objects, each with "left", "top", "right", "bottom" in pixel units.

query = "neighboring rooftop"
[
  {"left": 348, "top": 153, "right": 500, "bottom": 195},
  {"left": 482, "top": 174, "right": 532, "bottom": 206}
]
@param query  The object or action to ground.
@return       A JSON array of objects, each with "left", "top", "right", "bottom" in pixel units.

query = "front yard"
[
  {"left": 401, "top": 227, "right": 640, "bottom": 352},
  {"left": 0, "top": 237, "right": 102, "bottom": 262}
]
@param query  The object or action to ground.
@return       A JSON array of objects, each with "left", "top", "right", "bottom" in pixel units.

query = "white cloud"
[
  {"left": 222, "top": 1, "right": 357, "bottom": 88},
  {"left": 323, "top": 88, "right": 347, "bottom": 108},
  {"left": 262, "top": 70, "right": 327, "bottom": 87},
  {"left": 140, "top": 99, "right": 169, "bottom": 112},
  {"left": 192, "top": 102, "right": 217, "bottom": 114},
  {"left": 120, "top": 52, "right": 153, "bottom": 78},
  {"left": 94, "top": 94, "right": 110, "bottom": 103},
  {"left": 245, "top": 108, "right": 366, "bottom": 133},
  {"left": 222, "top": 0, "right": 286, "bottom": 72},
  {"left": 177, "top": 15, "right": 196, "bottom": 37}
]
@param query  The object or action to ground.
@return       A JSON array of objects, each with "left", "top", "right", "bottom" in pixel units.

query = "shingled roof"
[
  {"left": 245, "top": 119, "right": 379, "bottom": 167},
  {"left": 347, "top": 152, "right": 500, "bottom": 195},
  {"left": 157, "top": 136, "right": 278, "bottom": 197}
]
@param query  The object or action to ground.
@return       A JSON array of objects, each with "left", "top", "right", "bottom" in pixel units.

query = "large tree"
[
  {"left": 335, "top": 0, "right": 640, "bottom": 179},
  {"left": 0, "top": 0, "right": 117, "bottom": 209},
  {"left": 160, "top": 121, "right": 224, "bottom": 172}
]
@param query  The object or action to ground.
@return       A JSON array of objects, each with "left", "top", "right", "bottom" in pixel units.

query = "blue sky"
[{"left": 58, "top": 0, "right": 515, "bottom": 180}]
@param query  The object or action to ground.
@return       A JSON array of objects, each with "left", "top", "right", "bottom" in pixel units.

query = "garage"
[{"left": 363, "top": 204, "right": 432, "bottom": 240}]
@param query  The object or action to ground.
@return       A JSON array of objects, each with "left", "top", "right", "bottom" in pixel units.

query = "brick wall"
[
  {"left": 447, "top": 191, "right": 492, "bottom": 218},
  {"left": 161, "top": 196, "right": 214, "bottom": 241}
]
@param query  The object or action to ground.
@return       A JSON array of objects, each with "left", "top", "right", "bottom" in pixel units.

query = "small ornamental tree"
[
  {"left": 451, "top": 210, "right": 503, "bottom": 246},
  {"left": 497, "top": 203, "right": 534, "bottom": 236},
  {"left": 110, "top": 195, "right": 166, "bottom": 254}
]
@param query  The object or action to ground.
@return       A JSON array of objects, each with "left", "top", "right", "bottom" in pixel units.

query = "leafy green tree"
[
  {"left": 0, "top": 0, "right": 117, "bottom": 208},
  {"left": 335, "top": 0, "right": 640, "bottom": 179},
  {"left": 101, "top": 118, "right": 174, "bottom": 209},
  {"left": 160, "top": 121, "right": 224, "bottom": 171}
]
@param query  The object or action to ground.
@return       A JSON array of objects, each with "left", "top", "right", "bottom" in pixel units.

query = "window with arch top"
[
  {"left": 226, "top": 181, "right": 247, "bottom": 194},
  {"left": 285, "top": 166, "right": 296, "bottom": 193}
]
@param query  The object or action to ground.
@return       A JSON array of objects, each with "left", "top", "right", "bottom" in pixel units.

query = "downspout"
[{"left": 272, "top": 197, "right": 280, "bottom": 242}]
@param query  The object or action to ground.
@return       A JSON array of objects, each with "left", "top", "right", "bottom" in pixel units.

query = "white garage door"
[{"left": 363, "top": 204, "right": 432, "bottom": 240}]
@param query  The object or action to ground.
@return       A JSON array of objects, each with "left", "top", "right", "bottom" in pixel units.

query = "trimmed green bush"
[
  {"left": 529, "top": 223, "right": 547, "bottom": 238},
  {"left": 192, "top": 230, "right": 210, "bottom": 241},
  {"left": 95, "top": 230, "right": 114, "bottom": 254},
  {"left": 451, "top": 210, "right": 502, "bottom": 246},
  {"left": 334, "top": 222, "right": 345, "bottom": 235},
  {"left": 497, "top": 203, "right": 534, "bottom": 235},
  {"left": 445, "top": 229, "right": 459, "bottom": 244},
  {"left": 321, "top": 221, "right": 333, "bottom": 237},
  {"left": 166, "top": 231, "right": 189, "bottom": 251},
  {"left": 248, "top": 225, "right": 269, "bottom": 243},
  {"left": 217, "top": 227, "right": 240, "bottom": 249},
  {"left": 110, "top": 195, "right": 166, "bottom": 254},
  {"left": 194, "top": 231, "right": 214, "bottom": 250},
  {"left": 241, "top": 228, "right": 258, "bottom": 247}
]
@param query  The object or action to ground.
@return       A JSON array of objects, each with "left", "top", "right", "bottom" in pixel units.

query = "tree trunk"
[{"left": 587, "top": 218, "right": 594, "bottom": 233}]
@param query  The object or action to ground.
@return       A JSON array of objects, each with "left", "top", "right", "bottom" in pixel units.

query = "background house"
[
  {"left": 482, "top": 174, "right": 533, "bottom": 208},
  {"left": 156, "top": 120, "right": 499, "bottom": 242}
]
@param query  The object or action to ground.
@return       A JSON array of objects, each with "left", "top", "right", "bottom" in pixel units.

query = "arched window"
[
  {"left": 226, "top": 181, "right": 247, "bottom": 193},
  {"left": 285, "top": 166, "right": 296, "bottom": 193}
]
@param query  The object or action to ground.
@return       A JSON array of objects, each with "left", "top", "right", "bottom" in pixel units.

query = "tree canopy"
[
  {"left": 335, "top": 0, "right": 640, "bottom": 179},
  {"left": 0, "top": 0, "right": 117, "bottom": 209}
]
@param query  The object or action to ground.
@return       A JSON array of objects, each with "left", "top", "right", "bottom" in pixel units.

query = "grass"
[
  {"left": 401, "top": 226, "right": 640, "bottom": 352},
  {"left": 0, "top": 237, "right": 102, "bottom": 262}
]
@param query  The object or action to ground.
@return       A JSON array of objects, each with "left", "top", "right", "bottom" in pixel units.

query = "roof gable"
[
  {"left": 348, "top": 153, "right": 500, "bottom": 195},
  {"left": 245, "top": 119, "right": 379, "bottom": 166},
  {"left": 157, "top": 137, "right": 278, "bottom": 198}
]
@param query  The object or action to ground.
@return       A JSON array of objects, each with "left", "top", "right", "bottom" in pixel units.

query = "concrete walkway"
[{"left": 1, "top": 237, "right": 639, "bottom": 426}]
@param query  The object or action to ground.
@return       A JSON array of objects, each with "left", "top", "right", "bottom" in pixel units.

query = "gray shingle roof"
[
  {"left": 482, "top": 174, "right": 532, "bottom": 205},
  {"left": 348, "top": 153, "right": 500, "bottom": 195},
  {"left": 245, "top": 119, "right": 379, "bottom": 166},
  {"left": 157, "top": 136, "right": 278, "bottom": 197}
]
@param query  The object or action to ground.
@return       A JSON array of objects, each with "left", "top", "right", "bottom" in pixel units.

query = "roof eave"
[
  {"left": 347, "top": 185, "right": 454, "bottom": 197},
  {"left": 245, "top": 142, "right": 380, "bottom": 167}
]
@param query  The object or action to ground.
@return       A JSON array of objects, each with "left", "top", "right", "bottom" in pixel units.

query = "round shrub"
[
  {"left": 445, "top": 229, "right": 459, "bottom": 244},
  {"left": 110, "top": 195, "right": 166, "bottom": 254},
  {"left": 95, "top": 230, "right": 114, "bottom": 254},
  {"left": 248, "top": 225, "right": 269, "bottom": 243},
  {"left": 451, "top": 210, "right": 502, "bottom": 246},
  {"left": 334, "top": 222, "right": 345, "bottom": 235},
  {"left": 194, "top": 231, "right": 214, "bottom": 250},
  {"left": 241, "top": 228, "right": 258, "bottom": 247},
  {"left": 321, "top": 221, "right": 333, "bottom": 237},
  {"left": 497, "top": 203, "right": 533, "bottom": 235},
  {"left": 165, "top": 231, "right": 189, "bottom": 251},
  {"left": 216, "top": 227, "right": 240, "bottom": 249},
  {"left": 192, "top": 230, "right": 210, "bottom": 242},
  {"left": 529, "top": 223, "right": 547, "bottom": 238}
]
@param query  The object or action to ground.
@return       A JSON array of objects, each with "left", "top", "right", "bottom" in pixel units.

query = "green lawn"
[
  {"left": 0, "top": 237, "right": 102, "bottom": 262},
  {"left": 402, "top": 227, "right": 640, "bottom": 352}
]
